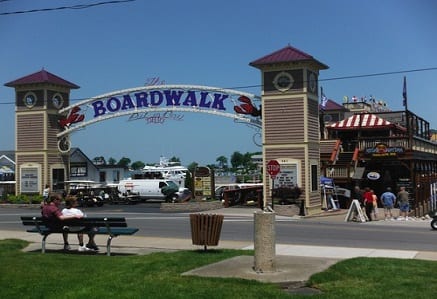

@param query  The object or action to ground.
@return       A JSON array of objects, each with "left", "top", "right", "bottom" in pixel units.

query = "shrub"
[{"left": 5, "top": 194, "right": 42, "bottom": 204}]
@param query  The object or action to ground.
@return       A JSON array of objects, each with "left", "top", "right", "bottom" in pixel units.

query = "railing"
[
  {"left": 325, "top": 167, "right": 349, "bottom": 179},
  {"left": 357, "top": 136, "right": 437, "bottom": 154}
]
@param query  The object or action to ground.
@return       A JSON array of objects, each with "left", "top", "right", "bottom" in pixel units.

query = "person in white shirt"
[{"left": 62, "top": 196, "right": 99, "bottom": 251}]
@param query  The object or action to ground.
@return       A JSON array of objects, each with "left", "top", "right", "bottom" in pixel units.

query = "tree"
[
  {"left": 131, "top": 161, "right": 145, "bottom": 170},
  {"left": 230, "top": 151, "right": 244, "bottom": 170},
  {"left": 107, "top": 157, "right": 117, "bottom": 165},
  {"left": 117, "top": 157, "right": 131, "bottom": 168},
  {"left": 186, "top": 162, "right": 198, "bottom": 193},
  {"left": 216, "top": 155, "right": 228, "bottom": 169},
  {"left": 243, "top": 152, "right": 256, "bottom": 172}
]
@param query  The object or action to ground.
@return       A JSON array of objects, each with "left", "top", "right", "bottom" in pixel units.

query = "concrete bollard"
[{"left": 253, "top": 211, "right": 276, "bottom": 273}]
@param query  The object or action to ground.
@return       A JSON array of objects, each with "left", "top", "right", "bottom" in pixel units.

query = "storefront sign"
[
  {"left": 273, "top": 164, "right": 298, "bottom": 189},
  {"left": 367, "top": 171, "right": 381, "bottom": 180},
  {"left": 194, "top": 166, "right": 212, "bottom": 198},
  {"left": 20, "top": 167, "right": 39, "bottom": 193},
  {"left": 365, "top": 143, "right": 405, "bottom": 157}
]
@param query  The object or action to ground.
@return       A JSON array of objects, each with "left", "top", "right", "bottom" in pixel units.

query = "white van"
[{"left": 117, "top": 179, "right": 189, "bottom": 202}]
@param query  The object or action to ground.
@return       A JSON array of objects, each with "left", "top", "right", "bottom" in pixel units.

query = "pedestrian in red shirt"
[{"left": 363, "top": 187, "right": 374, "bottom": 222}]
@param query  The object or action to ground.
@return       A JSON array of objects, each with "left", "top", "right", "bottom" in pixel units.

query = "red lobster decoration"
[
  {"left": 233, "top": 96, "right": 261, "bottom": 117},
  {"left": 59, "top": 106, "right": 85, "bottom": 129}
]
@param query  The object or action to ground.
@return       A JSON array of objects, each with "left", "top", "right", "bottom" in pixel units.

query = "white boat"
[{"left": 132, "top": 157, "right": 189, "bottom": 187}]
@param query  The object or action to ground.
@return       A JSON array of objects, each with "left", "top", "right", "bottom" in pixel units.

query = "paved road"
[{"left": 2, "top": 203, "right": 436, "bottom": 252}]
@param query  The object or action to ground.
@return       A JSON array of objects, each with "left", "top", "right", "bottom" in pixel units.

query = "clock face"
[
  {"left": 273, "top": 72, "right": 294, "bottom": 92},
  {"left": 58, "top": 136, "right": 71, "bottom": 153},
  {"left": 308, "top": 72, "right": 317, "bottom": 93},
  {"left": 23, "top": 93, "right": 37, "bottom": 108},
  {"left": 52, "top": 94, "right": 63, "bottom": 109}
]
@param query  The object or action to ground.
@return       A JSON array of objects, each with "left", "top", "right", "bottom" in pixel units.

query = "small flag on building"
[
  {"left": 402, "top": 76, "right": 408, "bottom": 109},
  {"left": 321, "top": 87, "right": 328, "bottom": 110}
]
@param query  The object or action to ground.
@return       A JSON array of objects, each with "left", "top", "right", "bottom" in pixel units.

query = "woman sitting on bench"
[{"left": 41, "top": 193, "right": 98, "bottom": 251}]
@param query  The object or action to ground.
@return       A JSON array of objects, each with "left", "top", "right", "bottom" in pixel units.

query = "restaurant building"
[{"left": 320, "top": 100, "right": 437, "bottom": 216}]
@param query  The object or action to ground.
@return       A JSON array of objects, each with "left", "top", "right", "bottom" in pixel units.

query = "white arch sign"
[{"left": 56, "top": 85, "right": 262, "bottom": 152}]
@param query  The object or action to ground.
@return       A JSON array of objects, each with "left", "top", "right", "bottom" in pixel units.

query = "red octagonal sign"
[{"left": 267, "top": 160, "right": 280, "bottom": 178}]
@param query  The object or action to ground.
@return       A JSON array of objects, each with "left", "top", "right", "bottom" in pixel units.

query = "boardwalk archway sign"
[{"left": 56, "top": 85, "right": 262, "bottom": 152}]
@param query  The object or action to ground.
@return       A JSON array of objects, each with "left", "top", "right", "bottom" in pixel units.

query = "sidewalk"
[{"left": 2, "top": 207, "right": 436, "bottom": 284}]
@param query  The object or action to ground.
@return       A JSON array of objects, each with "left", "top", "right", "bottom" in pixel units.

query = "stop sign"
[{"left": 267, "top": 160, "right": 280, "bottom": 178}]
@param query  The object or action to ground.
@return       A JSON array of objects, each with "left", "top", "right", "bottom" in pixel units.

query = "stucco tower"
[
  {"left": 250, "top": 45, "right": 328, "bottom": 215},
  {"left": 5, "top": 70, "right": 79, "bottom": 195}
]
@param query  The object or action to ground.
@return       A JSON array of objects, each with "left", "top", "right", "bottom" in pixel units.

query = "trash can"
[{"left": 190, "top": 213, "right": 224, "bottom": 251}]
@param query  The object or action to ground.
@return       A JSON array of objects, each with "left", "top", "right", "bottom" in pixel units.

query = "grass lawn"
[{"left": 1, "top": 239, "right": 437, "bottom": 298}]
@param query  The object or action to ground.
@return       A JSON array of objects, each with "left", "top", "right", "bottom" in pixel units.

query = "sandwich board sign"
[{"left": 345, "top": 199, "right": 367, "bottom": 222}]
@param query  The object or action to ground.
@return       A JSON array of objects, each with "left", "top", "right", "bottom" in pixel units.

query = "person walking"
[
  {"left": 40, "top": 184, "right": 51, "bottom": 208},
  {"left": 363, "top": 187, "right": 374, "bottom": 221},
  {"left": 380, "top": 187, "right": 396, "bottom": 220},
  {"left": 397, "top": 186, "right": 410, "bottom": 220}
]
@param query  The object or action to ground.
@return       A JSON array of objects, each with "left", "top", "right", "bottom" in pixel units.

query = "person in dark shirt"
[{"left": 41, "top": 193, "right": 83, "bottom": 251}]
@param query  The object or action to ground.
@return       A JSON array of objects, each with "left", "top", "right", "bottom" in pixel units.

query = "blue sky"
[{"left": 1, "top": 0, "right": 436, "bottom": 166}]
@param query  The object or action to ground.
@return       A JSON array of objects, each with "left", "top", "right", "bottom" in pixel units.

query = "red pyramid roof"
[
  {"left": 5, "top": 69, "right": 79, "bottom": 89},
  {"left": 249, "top": 45, "right": 328, "bottom": 69}
]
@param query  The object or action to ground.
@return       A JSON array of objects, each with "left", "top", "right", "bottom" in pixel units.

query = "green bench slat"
[
  {"left": 21, "top": 216, "right": 137, "bottom": 234},
  {"left": 96, "top": 227, "right": 139, "bottom": 235}
]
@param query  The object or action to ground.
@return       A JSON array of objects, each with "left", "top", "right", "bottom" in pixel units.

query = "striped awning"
[{"left": 328, "top": 114, "right": 398, "bottom": 130}]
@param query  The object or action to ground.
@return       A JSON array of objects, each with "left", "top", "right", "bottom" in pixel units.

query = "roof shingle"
[
  {"left": 5, "top": 69, "right": 79, "bottom": 89},
  {"left": 250, "top": 45, "right": 328, "bottom": 69}
]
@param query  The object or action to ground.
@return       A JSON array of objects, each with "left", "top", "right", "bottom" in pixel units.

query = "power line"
[
  {"left": 0, "top": 0, "right": 136, "bottom": 16},
  {"left": 228, "top": 67, "right": 437, "bottom": 90},
  {"left": 319, "top": 67, "right": 437, "bottom": 82},
  {"left": 0, "top": 66, "right": 436, "bottom": 104}
]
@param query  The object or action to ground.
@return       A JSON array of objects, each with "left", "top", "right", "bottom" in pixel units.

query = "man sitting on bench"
[{"left": 41, "top": 193, "right": 98, "bottom": 251}]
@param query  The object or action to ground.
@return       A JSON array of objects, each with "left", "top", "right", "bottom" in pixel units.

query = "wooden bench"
[{"left": 21, "top": 216, "right": 139, "bottom": 256}]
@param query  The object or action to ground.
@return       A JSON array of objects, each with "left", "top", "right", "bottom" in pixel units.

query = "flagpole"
[
  {"left": 319, "top": 86, "right": 325, "bottom": 139},
  {"left": 403, "top": 76, "right": 409, "bottom": 129},
  {"left": 403, "top": 76, "right": 408, "bottom": 111}
]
